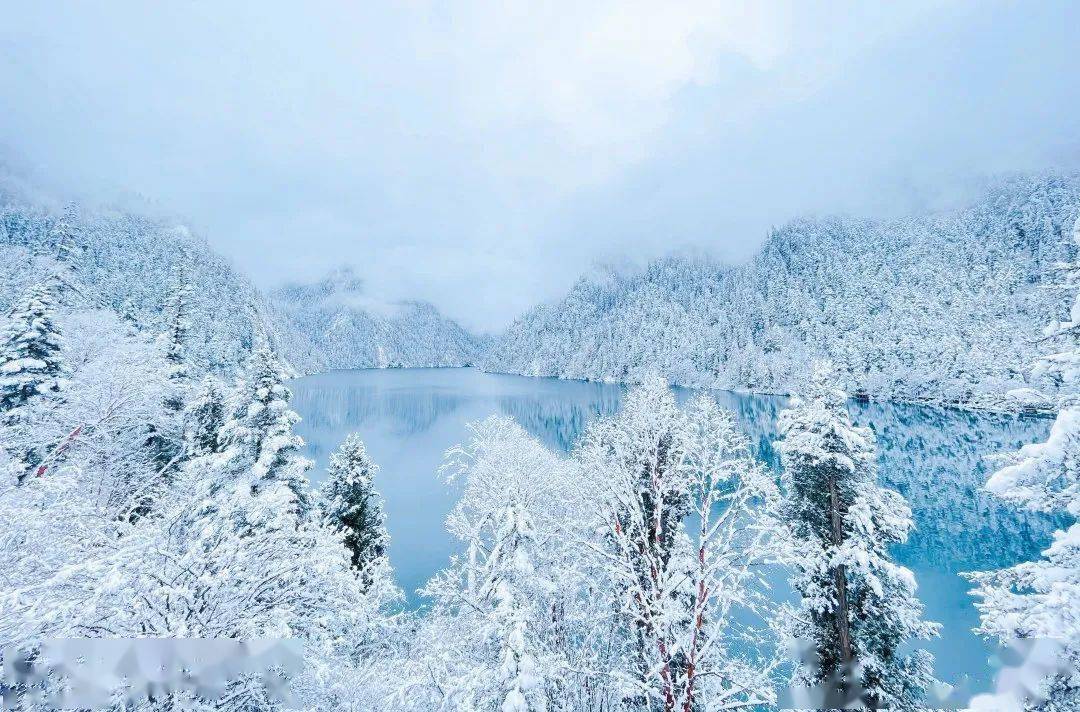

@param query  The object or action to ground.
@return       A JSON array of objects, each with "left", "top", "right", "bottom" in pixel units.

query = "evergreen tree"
[
  {"left": 184, "top": 378, "right": 228, "bottom": 457},
  {"left": 778, "top": 362, "right": 939, "bottom": 710},
  {"left": 221, "top": 342, "right": 313, "bottom": 516},
  {"left": 487, "top": 501, "right": 545, "bottom": 712},
  {"left": 160, "top": 264, "right": 193, "bottom": 412},
  {"left": 0, "top": 280, "right": 64, "bottom": 419},
  {"left": 50, "top": 204, "right": 82, "bottom": 276},
  {"left": 118, "top": 298, "right": 141, "bottom": 330},
  {"left": 137, "top": 262, "right": 196, "bottom": 477},
  {"left": 966, "top": 216, "right": 1080, "bottom": 710},
  {"left": 322, "top": 433, "right": 389, "bottom": 581},
  {"left": 139, "top": 270, "right": 194, "bottom": 478}
]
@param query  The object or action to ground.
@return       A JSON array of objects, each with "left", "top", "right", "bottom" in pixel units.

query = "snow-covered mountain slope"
[
  {"left": 268, "top": 268, "right": 485, "bottom": 374},
  {"left": 484, "top": 174, "right": 1080, "bottom": 410},
  {"left": 0, "top": 176, "right": 483, "bottom": 378},
  {"left": 0, "top": 182, "right": 274, "bottom": 377}
]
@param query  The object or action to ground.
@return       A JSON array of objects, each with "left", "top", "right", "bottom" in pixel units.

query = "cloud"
[
  {"left": 0, "top": 1, "right": 1077, "bottom": 332},
  {"left": 428, "top": 2, "right": 789, "bottom": 158}
]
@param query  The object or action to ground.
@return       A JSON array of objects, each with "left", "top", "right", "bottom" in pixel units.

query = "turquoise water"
[{"left": 290, "top": 367, "right": 1060, "bottom": 695}]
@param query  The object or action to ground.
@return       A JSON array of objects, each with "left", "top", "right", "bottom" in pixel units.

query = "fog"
[{"left": 1, "top": 1, "right": 1077, "bottom": 331}]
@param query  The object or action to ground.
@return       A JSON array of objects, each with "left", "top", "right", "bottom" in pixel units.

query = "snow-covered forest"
[
  {"left": 486, "top": 175, "right": 1080, "bottom": 411},
  {"left": 0, "top": 181, "right": 271, "bottom": 378}
]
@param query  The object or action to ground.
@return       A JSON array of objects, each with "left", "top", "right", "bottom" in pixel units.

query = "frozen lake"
[{"left": 290, "top": 366, "right": 1060, "bottom": 695}]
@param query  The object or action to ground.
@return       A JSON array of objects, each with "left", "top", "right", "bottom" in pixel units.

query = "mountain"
[
  {"left": 268, "top": 268, "right": 485, "bottom": 374},
  {"left": 0, "top": 178, "right": 274, "bottom": 376},
  {"left": 484, "top": 174, "right": 1080, "bottom": 410},
  {"left": 0, "top": 174, "right": 482, "bottom": 378}
]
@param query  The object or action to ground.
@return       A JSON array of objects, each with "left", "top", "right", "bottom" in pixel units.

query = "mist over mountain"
[
  {"left": 0, "top": 171, "right": 486, "bottom": 377},
  {"left": 268, "top": 267, "right": 486, "bottom": 374}
]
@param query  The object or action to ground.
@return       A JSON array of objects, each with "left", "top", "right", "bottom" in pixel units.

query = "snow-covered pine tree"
[
  {"left": 777, "top": 362, "right": 939, "bottom": 710},
  {"left": 50, "top": 203, "right": 82, "bottom": 273},
  {"left": 966, "top": 216, "right": 1080, "bottom": 710},
  {"left": 488, "top": 501, "right": 545, "bottom": 712},
  {"left": 220, "top": 341, "right": 313, "bottom": 516},
  {"left": 322, "top": 434, "right": 389, "bottom": 582},
  {"left": 184, "top": 377, "right": 228, "bottom": 457},
  {"left": 0, "top": 279, "right": 64, "bottom": 420},
  {"left": 160, "top": 262, "right": 193, "bottom": 412},
  {"left": 141, "top": 267, "right": 194, "bottom": 474}
]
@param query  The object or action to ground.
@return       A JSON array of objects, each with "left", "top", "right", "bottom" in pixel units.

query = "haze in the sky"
[{"left": 1, "top": 1, "right": 1078, "bottom": 331}]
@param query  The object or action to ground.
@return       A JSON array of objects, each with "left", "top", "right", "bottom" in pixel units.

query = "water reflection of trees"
[
  {"left": 291, "top": 384, "right": 470, "bottom": 439},
  {"left": 497, "top": 389, "right": 624, "bottom": 451},
  {"left": 851, "top": 403, "right": 1061, "bottom": 570}
]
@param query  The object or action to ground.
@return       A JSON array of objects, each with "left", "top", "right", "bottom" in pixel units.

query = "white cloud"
[{"left": 403, "top": 1, "right": 792, "bottom": 183}]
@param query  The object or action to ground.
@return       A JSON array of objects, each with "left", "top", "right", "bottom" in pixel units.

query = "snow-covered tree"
[
  {"left": 322, "top": 434, "right": 389, "bottom": 582},
  {"left": 576, "top": 377, "right": 783, "bottom": 711},
  {"left": 46, "top": 203, "right": 81, "bottom": 260},
  {"left": 488, "top": 501, "right": 546, "bottom": 712},
  {"left": 576, "top": 377, "right": 690, "bottom": 711},
  {"left": 220, "top": 342, "right": 312, "bottom": 515},
  {"left": 406, "top": 416, "right": 611, "bottom": 711},
  {"left": 1, "top": 312, "right": 402, "bottom": 710},
  {"left": 184, "top": 377, "right": 228, "bottom": 457},
  {"left": 675, "top": 395, "right": 784, "bottom": 710},
  {"left": 138, "top": 262, "right": 195, "bottom": 473},
  {"left": 966, "top": 216, "right": 1080, "bottom": 710},
  {"left": 0, "top": 280, "right": 63, "bottom": 419},
  {"left": 777, "top": 363, "right": 939, "bottom": 710},
  {"left": 160, "top": 262, "right": 194, "bottom": 410},
  {"left": 410, "top": 419, "right": 553, "bottom": 709}
]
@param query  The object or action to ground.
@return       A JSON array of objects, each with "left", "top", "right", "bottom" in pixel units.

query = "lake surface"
[{"left": 291, "top": 367, "right": 1061, "bottom": 695}]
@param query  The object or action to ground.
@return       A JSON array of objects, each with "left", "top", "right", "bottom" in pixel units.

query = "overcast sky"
[{"left": 2, "top": 1, "right": 1078, "bottom": 331}]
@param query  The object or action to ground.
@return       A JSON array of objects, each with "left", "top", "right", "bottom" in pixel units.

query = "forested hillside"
[
  {"left": 0, "top": 182, "right": 272, "bottom": 376},
  {"left": 268, "top": 267, "right": 485, "bottom": 374},
  {"left": 0, "top": 179, "right": 483, "bottom": 377},
  {"left": 485, "top": 174, "right": 1080, "bottom": 410}
]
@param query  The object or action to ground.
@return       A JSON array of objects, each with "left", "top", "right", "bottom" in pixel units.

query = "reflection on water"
[
  {"left": 290, "top": 368, "right": 626, "bottom": 605},
  {"left": 290, "top": 367, "right": 1060, "bottom": 692}
]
